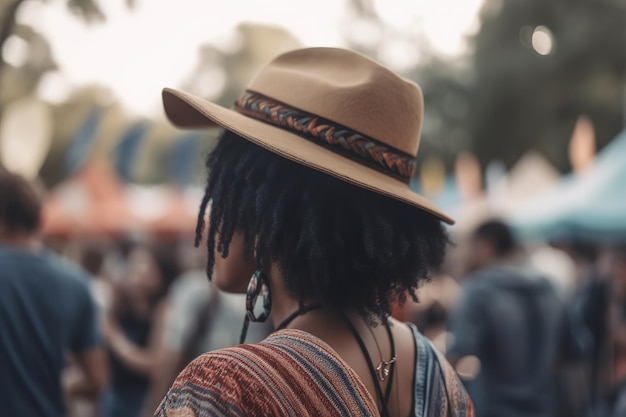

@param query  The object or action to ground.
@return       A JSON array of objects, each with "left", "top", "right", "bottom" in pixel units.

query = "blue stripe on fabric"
[
  {"left": 276, "top": 342, "right": 353, "bottom": 415},
  {"left": 230, "top": 349, "right": 294, "bottom": 415},
  {"left": 409, "top": 322, "right": 439, "bottom": 417},
  {"left": 166, "top": 382, "right": 244, "bottom": 417},
  {"left": 268, "top": 334, "right": 365, "bottom": 416}
]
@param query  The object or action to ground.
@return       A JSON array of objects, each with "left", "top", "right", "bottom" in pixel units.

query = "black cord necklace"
[
  {"left": 273, "top": 305, "right": 396, "bottom": 417},
  {"left": 339, "top": 313, "right": 395, "bottom": 417},
  {"left": 275, "top": 303, "right": 324, "bottom": 331}
]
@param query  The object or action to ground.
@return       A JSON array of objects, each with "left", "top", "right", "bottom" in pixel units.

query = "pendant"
[{"left": 375, "top": 356, "right": 396, "bottom": 381}]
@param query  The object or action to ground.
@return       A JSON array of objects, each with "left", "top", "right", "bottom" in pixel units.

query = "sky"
[{"left": 17, "top": 0, "right": 484, "bottom": 116}]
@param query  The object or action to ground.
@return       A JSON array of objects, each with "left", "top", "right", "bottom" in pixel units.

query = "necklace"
[
  {"left": 365, "top": 321, "right": 397, "bottom": 382},
  {"left": 269, "top": 306, "right": 396, "bottom": 417},
  {"left": 275, "top": 303, "right": 323, "bottom": 331},
  {"left": 340, "top": 313, "right": 395, "bottom": 417}
]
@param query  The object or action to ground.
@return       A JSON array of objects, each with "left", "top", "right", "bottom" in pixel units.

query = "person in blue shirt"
[
  {"left": 447, "top": 220, "right": 577, "bottom": 417},
  {"left": 0, "top": 168, "right": 107, "bottom": 417}
]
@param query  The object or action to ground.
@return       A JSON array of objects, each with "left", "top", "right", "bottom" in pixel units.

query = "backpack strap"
[{"left": 181, "top": 285, "right": 220, "bottom": 366}]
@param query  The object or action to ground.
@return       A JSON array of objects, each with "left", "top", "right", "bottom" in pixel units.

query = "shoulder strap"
[
  {"left": 181, "top": 287, "right": 220, "bottom": 366},
  {"left": 409, "top": 323, "right": 439, "bottom": 417},
  {"left": 408, "top": 323, "right": 476, "bottom": 417}
]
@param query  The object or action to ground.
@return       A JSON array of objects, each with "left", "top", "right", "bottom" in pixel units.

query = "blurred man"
[
  {"left": 608, "top": 244, "right": 626, "bottom": 417},
  {"left": 447, "top": 220, "right": 568, "bottom": 417},
  {"left": 552, "top": 238, "right": 611, "bottom": 414},
  {"left": 140, "top": 266, "right": 272, "bottom": 417},
  {"left": 0, "top": 170, "right": 106, "bottom": 417}
]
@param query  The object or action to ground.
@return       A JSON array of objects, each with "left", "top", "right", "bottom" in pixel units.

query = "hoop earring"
[{"left": 239, "top": 270, "right": 271, "bottom": 344}]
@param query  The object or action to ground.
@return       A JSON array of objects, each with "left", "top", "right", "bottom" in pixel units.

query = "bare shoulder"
[
  {"left": 389, "top": 317, "right": 416, "bottom": 347},
  {"left": 389, "top": 318, "right": 417, "bottom": 364}
]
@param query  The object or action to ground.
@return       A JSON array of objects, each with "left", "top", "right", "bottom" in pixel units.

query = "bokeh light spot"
[{"left": 531, "top": 26, "right": 554, "bottom": 56}]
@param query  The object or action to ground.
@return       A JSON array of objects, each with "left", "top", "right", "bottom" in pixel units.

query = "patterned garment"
[
  {"left": 408, "top": 324, "right": 474, "bottom": 417},
  {"left": 155, "top": 326, "right": 473, "bottom": 417}
]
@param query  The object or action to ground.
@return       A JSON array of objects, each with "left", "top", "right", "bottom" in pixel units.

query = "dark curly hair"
[{"left": 196, "top": 130, "right": 449, "bottom": 320}]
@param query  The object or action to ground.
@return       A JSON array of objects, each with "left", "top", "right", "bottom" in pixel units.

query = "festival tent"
[
  {"left": 410, "top": 152, "right": 560, "bottom": 236},
  {"left": 509, "top": 129, "right": 626, "bottom": 241},
  {"left": 126, "top": 185, "right": 201, "bottom": 236},
  {"left": 504, "top": 152, "right": 561, "bottom": 205},
  {"left": 43, "top": 157, "right": 202, "bottom": 238},
  {"left": 42, "top": 157, "right": 138, "bottom": 237}
]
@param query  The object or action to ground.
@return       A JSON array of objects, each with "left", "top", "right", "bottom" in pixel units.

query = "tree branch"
[
  {"left": 0, "top": 0, "right": 26, "bottom": 75},
  {"left": 0, "top": 0, "right": 27, "bottom": 119}
]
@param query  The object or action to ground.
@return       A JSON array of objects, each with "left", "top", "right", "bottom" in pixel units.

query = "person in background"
[
  {"left": 78, "top": 244, "right": 114, "bottom": 314},
  {"left": 140, "top": 266, "right": 273, "bottom": 417},
  {"left": 447, "top": 219, "right": 572, "bottom": 417},
  {"left": 103, "top": 244, "right": 177, "bottom": 417},
  {"left": 608, "top": 244, "right": 626, "bottom": 417},
  {"left": 554, "top": 238, "right": 612, "bottom": 413},
  {"left": 0, "top": 169, "right": 106, "bottom": 417}
]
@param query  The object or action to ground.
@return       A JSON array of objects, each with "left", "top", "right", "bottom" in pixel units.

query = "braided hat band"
[{"left": 235, "top": 91, "right": 417, "bottom": 184}]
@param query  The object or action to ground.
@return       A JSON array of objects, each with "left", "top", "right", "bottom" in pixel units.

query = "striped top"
[{"left": 155, "top": 326, "right": 473, "bottom": 417}]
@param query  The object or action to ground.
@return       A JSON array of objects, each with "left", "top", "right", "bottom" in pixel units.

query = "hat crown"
[{"left": 247, "top": 48, "right": 423, "bottom": 156}]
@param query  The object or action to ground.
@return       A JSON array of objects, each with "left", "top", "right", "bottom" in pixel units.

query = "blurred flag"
[
  {"left": 170, "top": 132, "right": 202, "bottom": 187},
  {"left": 455, "top": 151, "right": 483, "bottom": 201},
  {"left": 64, "top": 107, "right": 103, "bottom": 175},
  {"left": 113, "top": 121, "right": 151, "bottom": 181},
  {"left": 419, "top": 156, "right": 446, "bottom": 196},
  {"left": 485, "top": 159, "right": 508, "bottom": 210},
  {"left": 568, "top": 115, "right": 596, "bottom": 173}
]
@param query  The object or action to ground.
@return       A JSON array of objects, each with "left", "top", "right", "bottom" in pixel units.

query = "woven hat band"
[{"left": 234, "top": 91, "right": 417, "bottom": 183}]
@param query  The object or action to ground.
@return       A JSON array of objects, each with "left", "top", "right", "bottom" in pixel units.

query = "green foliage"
[
  {"left": 0, "top": 24, "right": 56, "bottom": 108},
  {"left": 344, "top": 0, "right": 626, "bottom": 173},
  {"left": 470, "top": 0, "right": 626, "bottom": 171},
  {"left": 182, "top": 23, "right": 300, "bottom": 107},
  {"left": 406, "top": 61, "right": 473, "bottom": 171},
  {"left": 63, "top": 0, "right": 105, "bottom": 23}
]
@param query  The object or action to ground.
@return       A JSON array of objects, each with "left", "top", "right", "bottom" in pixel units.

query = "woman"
[
  {"left": 156, "top": 48, "right": 473, "bottom": 417},
  {"left": 104, "top": 244, "right": 177, "bottom": 417}
]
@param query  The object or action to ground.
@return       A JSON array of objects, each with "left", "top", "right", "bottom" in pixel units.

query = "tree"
[
  {"left": 0, "top": 0, "right": 133, "bottom": 120},
  {"left": 172, "top": 23, "right": 301, "bottom": 185},
  {"left": 0, "top": 24, "right": 56, "bottom": 108},
  {"left": 342, "top": 0, "right": 472, "bottom": 171},
  {"left": 405, "top": 60, "right": 473, "bottom": 170},
  {"left": 343, "top": 0, "right": 626, "bottom": 173},
  {"left": 470, "top": 0, "right": 626, "bottom": 171},
  {"left": 182, "top": 23, "right": 300, "bottom": 108}
]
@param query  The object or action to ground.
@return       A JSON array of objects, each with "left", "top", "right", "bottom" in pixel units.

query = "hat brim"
[{"left": 162, "top": 88, "right": 454, "bottom": 224}]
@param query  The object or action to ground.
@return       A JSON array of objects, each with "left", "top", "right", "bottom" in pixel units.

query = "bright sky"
[{"left": 19, "top": 0, "right": 483, "bottom": 116}]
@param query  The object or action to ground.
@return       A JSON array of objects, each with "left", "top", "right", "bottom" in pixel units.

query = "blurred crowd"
[
  {"left": 408, "top": 220, "right": 626, "bottom": 417},
  {"left": 1, "top": 167, "right": 626, "bottom": 417},
  {"left": 61, "top": 235, "right": 273, "bottom": 417},
  {"left": 0, "top": 169, "right": 271, "bottom": 417},
  {"left": 69, "top": 239, "right": 270, "bottom": 417}
]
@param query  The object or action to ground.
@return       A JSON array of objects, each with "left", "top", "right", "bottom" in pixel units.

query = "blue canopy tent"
[
  {"left": 510, "top": 129, "right": 626, "bottom": 242},
  {"left": 410, "top": 175, "right": 461, "bottom": 215}
]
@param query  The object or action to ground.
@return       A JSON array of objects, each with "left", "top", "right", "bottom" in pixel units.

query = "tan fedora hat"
[{"left": 162, "top": 47, "right": 454, "bottom": 224}]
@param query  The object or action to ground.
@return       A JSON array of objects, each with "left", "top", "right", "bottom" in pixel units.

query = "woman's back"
[
  {"left": 158, "top": 47, "right": 472, "bottom": 417},
  {"left": 156, "top": 325, "right": 473, "bottom": 417}
]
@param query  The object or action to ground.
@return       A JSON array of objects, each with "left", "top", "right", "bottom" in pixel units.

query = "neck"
[
  {"left": 267, "top": 264, "right": 301, "bottom": 328},
  {"left": 266, "top": 264, "right": 355, "bottom": 336},
  {"left": 0, "top": 231, "right": 41, "bottom": 251}
]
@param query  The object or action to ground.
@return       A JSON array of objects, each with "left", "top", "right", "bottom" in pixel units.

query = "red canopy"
[
  {"left": 126, "top": 185, "right": 201, "bottom": 237},
  {"left": 42, "top": 158, "right": 138, "bottom": 237}
]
